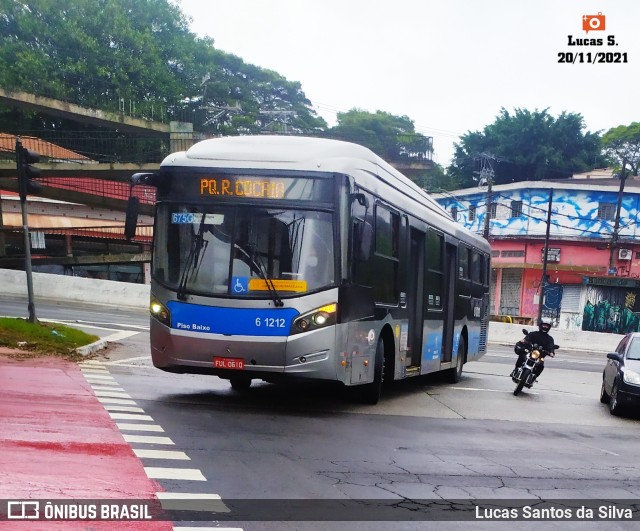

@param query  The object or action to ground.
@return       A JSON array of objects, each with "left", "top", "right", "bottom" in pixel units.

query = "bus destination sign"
[{"left": 200, "top": 177, "right": 285, "bottom": 199}]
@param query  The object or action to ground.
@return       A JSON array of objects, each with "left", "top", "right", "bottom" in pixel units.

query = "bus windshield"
[{"left": 153, "top": 203, "right": 335, "bottom": 298}]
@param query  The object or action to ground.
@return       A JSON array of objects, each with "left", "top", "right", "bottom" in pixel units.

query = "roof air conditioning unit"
[{"left": 618, "top": 249, "right": 632, "bottom": 260}]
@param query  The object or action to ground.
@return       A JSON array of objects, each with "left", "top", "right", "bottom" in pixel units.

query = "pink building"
[{"left": 434, "top": 176, "right": 640, "bottom": 334}]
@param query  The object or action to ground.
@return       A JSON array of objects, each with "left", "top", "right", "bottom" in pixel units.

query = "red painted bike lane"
[{"left": 0, "top": 354, "right": 174, "bottom": 530}]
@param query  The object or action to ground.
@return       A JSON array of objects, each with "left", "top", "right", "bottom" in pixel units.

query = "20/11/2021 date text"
[{"left": 558, "top": 52, "right": 628, "bottom": 64}]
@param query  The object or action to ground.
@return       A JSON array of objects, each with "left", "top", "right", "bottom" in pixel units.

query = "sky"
[{"left": 175, "top": 0, "right": 639, "bottom": 166}]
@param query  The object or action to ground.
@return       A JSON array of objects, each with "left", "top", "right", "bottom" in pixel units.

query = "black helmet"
[{"left": 539, "top": 317, "right": 552, "bottom": 333}]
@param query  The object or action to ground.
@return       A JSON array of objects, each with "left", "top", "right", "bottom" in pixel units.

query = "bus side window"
[
  {"left": 354, "top": 219, "right": 373, "bottom": 261},
  {"left": 471, "top": 250, "right": 482, "bottom": 284},
  {"left": 426, "top": 229, "right": 443, "bottom": 309},
  {"left": 459, "top": 246, "right": 470, "bottom": 279}
]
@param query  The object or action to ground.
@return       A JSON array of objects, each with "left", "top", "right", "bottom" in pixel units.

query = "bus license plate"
[{"left": 213, "top": 357, "right": 245, "bottom": 370}]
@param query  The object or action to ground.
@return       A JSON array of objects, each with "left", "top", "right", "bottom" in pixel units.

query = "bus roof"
[{"left": 163, "top": 136, "right": 489, "bottom": 252}]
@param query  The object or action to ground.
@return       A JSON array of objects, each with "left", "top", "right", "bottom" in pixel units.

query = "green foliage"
[
  {"left": 602, "top": 122, "right": 640, "bottom": 176},
  {"left": 0, "top": 317, "right": 99, "bottom": 357},
  {"left": 0, "top": 0, "right": 325, "bottom": 137},
  {"left": 327, "top": 109, "right": 432, "bottom": 162},
  {"left": 447, "top": 107, "right": 607, "bottom": 187}
]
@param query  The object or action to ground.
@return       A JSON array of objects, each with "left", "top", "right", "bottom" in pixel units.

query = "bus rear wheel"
[
  {"left": 447, "top": 336, "right": 465, "bottom": 383},
  {"left": 360, "top": 339, "right": 385, "bottom": 405},
  {"left": 230, "top": 376, "right": 252, "bottom": 391}
]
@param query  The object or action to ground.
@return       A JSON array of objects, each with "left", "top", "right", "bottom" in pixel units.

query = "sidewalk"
[{"left": 0, "top": 349, "right": 173, "bottom": 530}]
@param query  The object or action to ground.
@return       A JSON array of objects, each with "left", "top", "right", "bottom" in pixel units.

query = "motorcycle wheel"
[{"left": 514, "top": 369, "right": 530, "bottom": 396}]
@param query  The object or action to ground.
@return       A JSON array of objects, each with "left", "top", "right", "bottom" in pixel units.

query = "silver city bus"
[{"left": 127, "top": 136, "right": 491, "bottom": 404}]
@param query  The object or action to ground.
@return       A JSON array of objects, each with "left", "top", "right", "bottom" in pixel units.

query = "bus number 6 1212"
[{"left": 256, "top": 317, "right": 286, "bottom": 328}]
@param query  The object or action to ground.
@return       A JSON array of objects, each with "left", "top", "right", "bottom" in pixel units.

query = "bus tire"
[
  {"left": 230, "top": 376, "right": 252, "bottom": 391},
  {"left": 361, "top": 339, "right": 385, "bottom": 405},
  {"left": 447, "top": 336, "right": 465, "bottom": 383}
]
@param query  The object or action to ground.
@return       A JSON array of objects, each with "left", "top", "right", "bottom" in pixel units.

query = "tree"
[
  {"left": 447, "top": 107, "right": 607, "bottom": 188},
  {"left": 602, "top": 122, "right": 640, "bottom": 176},
  {"left": 326, "top": 109, "right": 432, "bottom": 162},
  {"left": 0, "top": 0, "right": 325, "bottom": 137}
]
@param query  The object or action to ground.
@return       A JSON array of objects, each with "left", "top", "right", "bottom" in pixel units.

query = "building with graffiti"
[{"left": 432, "top": 173, "right": 640, "bottom": 334}]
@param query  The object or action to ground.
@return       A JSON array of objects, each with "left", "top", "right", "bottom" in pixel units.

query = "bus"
[{"left": 127, "top": 135, "right": 491, "bottom": 404}]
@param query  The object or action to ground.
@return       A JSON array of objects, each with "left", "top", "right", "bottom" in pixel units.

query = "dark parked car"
[{"left": 600, "top": 332, "right": 640, "bottom": 415}]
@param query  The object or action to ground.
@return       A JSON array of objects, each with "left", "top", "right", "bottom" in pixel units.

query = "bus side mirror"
[
  {"left": 354, "top": 220, "right": 373, "bottom": 261},
  {"left": 124, "top": 196, "right": 140, "bottom": 241},
  {"left": 351, "top": 192, "right": 369, "bottom": 209}
]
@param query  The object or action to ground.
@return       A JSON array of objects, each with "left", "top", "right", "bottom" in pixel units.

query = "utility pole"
[
  {"left": 259, "top": 110, "right": 296, "bottom": 134},
  {"left": 608, "top": 158, "right": 627, "bottom": 275},
  {"left": 476, "top": 153, "right": 496, "bottom": 240},
  {"left": 537, "top": 189, "right": 553, "bottom": 324}
]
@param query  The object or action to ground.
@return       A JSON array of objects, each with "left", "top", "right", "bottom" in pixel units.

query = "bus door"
[
  {"left": 406, "top": 228, "right": 425, "bottom": 368},
  {"left": 441, "top": 243, "right": 457, "bottom": 364}
]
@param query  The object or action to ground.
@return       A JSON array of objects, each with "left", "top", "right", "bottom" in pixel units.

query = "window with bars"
[
  {"left": 598, "top": 202, "right": 616, "bottom": 220},
  {"left": 510, "top": 200, "right": 523, "bottom": 218}
]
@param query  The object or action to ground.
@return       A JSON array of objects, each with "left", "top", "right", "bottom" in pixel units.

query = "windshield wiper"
[
  {"left": 234, "top": 243, "right": 284, "bottom": 307},
  {"left": 177, "top": 215, "right": 208, "bottom": 301}
]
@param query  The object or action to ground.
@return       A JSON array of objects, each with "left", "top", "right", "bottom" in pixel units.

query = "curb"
[{"left": 75, "top": 337, "right": 110, "bottom": 356}]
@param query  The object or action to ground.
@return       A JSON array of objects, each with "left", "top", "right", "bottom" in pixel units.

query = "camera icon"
[{"left": 582, "top": 12, "right": 605, "bottom": 33}]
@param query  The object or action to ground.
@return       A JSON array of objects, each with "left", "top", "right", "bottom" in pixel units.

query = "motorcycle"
[{"left": 512, "top": 328, "right": 559, "bottom": 396}]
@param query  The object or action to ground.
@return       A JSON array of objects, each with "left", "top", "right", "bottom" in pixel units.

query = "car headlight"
[
  {"left": 149, "top": 296, "right": 171, "bottom": 326},
  {"left": 291, "top": 303, "right": 337, "bottom": 334},
  {"left": 623, "top": 369, "right": 640, "bottom": 385}
]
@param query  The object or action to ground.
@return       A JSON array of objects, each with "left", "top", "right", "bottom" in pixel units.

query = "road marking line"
[
  {"left": 156, "top": 492, "right": 230, "bottom": 513},
  {"left": 117, "top": 423, "right": 164, "bottom": 432},
  {"left": 133, "top": 449, "right": 190, "bottom": 460},
  {"left": 103, "top": 330, "right": 140, "bottom": 342},
  {"left": 103, "top": 356, "right": 151, "bottom": 365},
  {"left": 123, "top": 434, "right": 174, "bottom": 445},
  {"left": 104, "top": 405, "right": 145, "bottom": 413},
  {"left": 600, "top": 448, "right": 621, "bottom": 456},
  {"left": 83, "top": 374, "right": 115, "bottom": 380},
  {"left": 74, "top": 319, "right": 150, "bottom": 331},
  {"left": 97, "top": 397, "right": 137, "bottom": 405},
  {"left": 108, "top": 412, "right": 153, "bottom": 421},
  {"left": 173, "top": 528, "right": 241, "bottom": 531},
  {"left": 93, "top": 390, "right": 132, "bottom": 399},
  {"left": 145, "top": 467, "right": 206, "bottom": 481},
  {"left": 81, "top": 368, "right": 110, "bottom": 373},
  {"left": 90, "top": 385, "right": 124, "bottom": 392}
]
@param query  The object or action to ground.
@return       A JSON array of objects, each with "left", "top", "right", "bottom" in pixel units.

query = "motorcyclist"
[{"left": 511, "top": 317, "right": 556, "bottom": 380}]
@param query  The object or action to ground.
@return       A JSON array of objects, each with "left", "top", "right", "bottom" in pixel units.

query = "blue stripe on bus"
[{"left": 167, "top": 301, "right": 299, "bottom": 336}]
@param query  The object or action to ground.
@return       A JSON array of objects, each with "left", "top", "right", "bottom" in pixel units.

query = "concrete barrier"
[
  {"left": 487, "top": 321, "right": 620, "bottom": 354},
  {"left": 1, "top": 268, "right": 150, "bottom": 310},
  {"left": 1, "top": 268, "right": 623, "bottom": 353}
]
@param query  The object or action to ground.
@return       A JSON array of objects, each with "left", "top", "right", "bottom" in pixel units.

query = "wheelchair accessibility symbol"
[{"left": 232, "top": 276, "right": 249, "bottom": 293}]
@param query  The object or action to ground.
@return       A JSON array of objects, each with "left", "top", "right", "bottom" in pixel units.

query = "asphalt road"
[{"left": 3, "top": 296, "right": 640, "bottom": 530}]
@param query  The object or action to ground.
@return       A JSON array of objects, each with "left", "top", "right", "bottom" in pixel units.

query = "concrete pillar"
[
  {"left": 0, "top": 196, "right": 5, "bottom": 257},
  {"left": 169, "top": 121, "right": 194, "bottom": 153},
  {"left": 65, "top": 234, "right": 73, "bottom": 257}
]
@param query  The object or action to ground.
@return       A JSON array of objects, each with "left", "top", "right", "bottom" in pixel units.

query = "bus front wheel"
[
  {"left": 360, "top": 339, "right": 385, "bottom": 405},
  {"left": 230, "top": 376, "right": 252, "bottom": 391}
]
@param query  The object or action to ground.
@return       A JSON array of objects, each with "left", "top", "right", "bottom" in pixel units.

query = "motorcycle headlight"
[
  {"left": 623, "top": 369, "right": 640, "bottom": 386},
  {"left": 531, "top": 350, "right": 540, "bottom": 360}
]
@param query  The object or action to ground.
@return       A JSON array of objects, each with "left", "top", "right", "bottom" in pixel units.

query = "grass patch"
[{"left": 0, "top": 317, "right": 100, "bottom": 361}]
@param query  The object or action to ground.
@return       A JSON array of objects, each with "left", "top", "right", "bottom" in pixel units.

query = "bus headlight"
[
  {"left": 292, "top": 303, "right": 337, "bottom": 334},
  {"left": 149, "top": 297, "right": 171, "bottom": 326}
]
